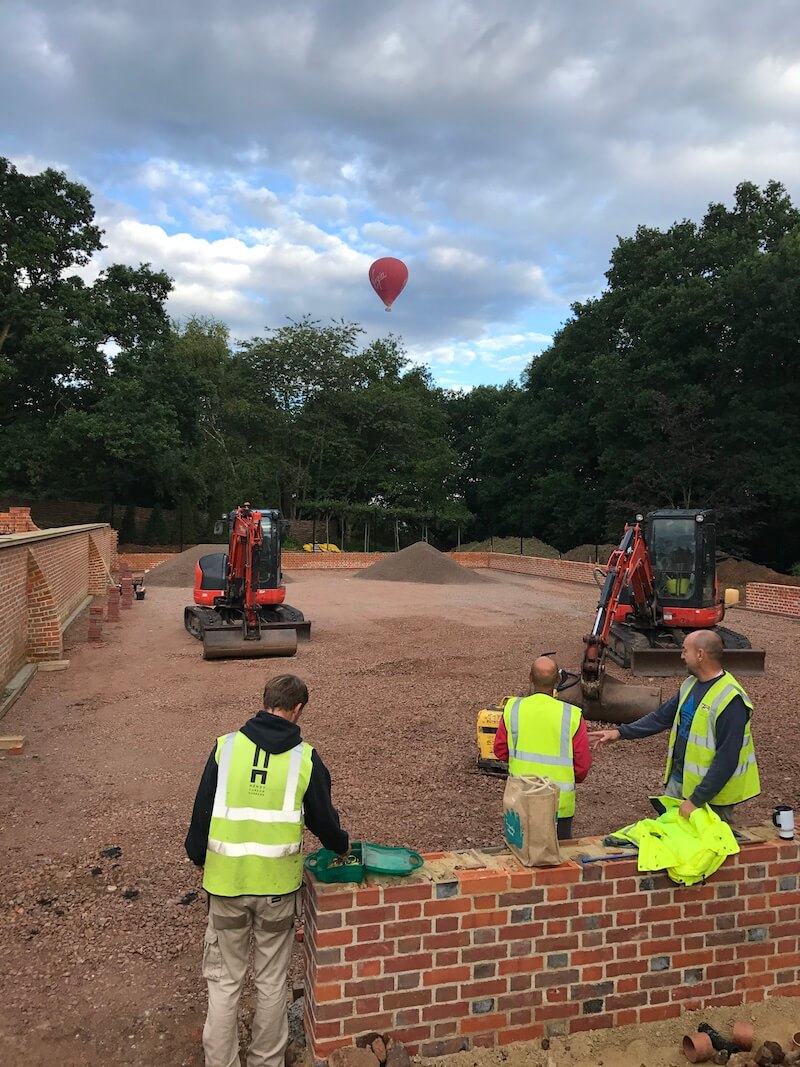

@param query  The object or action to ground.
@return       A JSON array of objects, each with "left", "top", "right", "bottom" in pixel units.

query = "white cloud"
[{"left": 5, "top": 0, "right": 800, "bottom": 384}]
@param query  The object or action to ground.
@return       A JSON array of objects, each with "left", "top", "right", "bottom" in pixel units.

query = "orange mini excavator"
[
  {"left": 183, "top": 503, "right": 311, "bottom": 660},
  {"left": 477, "top": 509, "right": 766, "bottom": 770}
]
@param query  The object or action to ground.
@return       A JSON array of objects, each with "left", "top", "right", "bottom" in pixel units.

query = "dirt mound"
[
  {"left": 458, "top": 535, "right": 559, "bottom": 557},
  {"left": 717, "top": 557, "right": 800, "bottom": 595},
  {"left": 355, "top": 541, "right": 487, "bottom": 584},
  {"left": 561, "top": 542, "right": 617, "bottom": 563},
  {"left": 144, "top": 544, "right": 222, "bottom": 587},
  {"left": 140, "top": 544, "right": 304, "bottom": 588}
]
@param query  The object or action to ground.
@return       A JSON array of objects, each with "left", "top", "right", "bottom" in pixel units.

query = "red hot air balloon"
[{"left": 369, "top": 257, "right": 408, "bottom": 312}]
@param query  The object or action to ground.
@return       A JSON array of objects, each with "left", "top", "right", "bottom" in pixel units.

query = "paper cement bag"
[{"left": 502, "top": 775, "right": 561, "bottom": 867}]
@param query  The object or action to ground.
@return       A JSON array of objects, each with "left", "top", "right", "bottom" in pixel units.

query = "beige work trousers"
[{"left": 202, "top": 891, "right": 297, "bottom": 1067}]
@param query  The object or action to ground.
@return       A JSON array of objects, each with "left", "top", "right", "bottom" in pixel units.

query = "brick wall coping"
[
  {"left": 307, "top": 826, "right": 787, "bottom": 897},
  {"left": 0, "top": 523, "right": 109, "bottom": 547}
]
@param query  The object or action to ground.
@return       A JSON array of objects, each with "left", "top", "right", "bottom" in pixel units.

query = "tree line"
[{"left": 1, "top": 158, "right": 798, "bottom": 568}]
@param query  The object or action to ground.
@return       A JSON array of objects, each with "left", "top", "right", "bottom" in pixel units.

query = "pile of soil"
[
  {"left": 458, "top": 535, "right": 559, "bottom": 557},
  {"left": 144, "top": 544, "right": 294, "bottom": 588},
  {"left": 718, "top": 557, "right": 800, "bottom": 596},
  {"left": 145, "top": 544, "right": 226, "bottom": 588},
  {"left": 355, "top": 540, "right": 486, "bottom": 584},
  {"left": 560, "top": 542, "right": 617, "bottom": 563}
]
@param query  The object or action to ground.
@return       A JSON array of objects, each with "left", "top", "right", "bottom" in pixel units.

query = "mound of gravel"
[{"left": 355, "top": 541, "right": 487, "bottom": 584}]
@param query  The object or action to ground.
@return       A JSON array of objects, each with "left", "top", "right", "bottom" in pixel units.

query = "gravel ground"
[{"left": 1, "top": 564, "right": 798, "bottom": 1065}]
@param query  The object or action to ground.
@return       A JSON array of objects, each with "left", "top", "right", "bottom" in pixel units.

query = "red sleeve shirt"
[
  {"left": 493, "top": 716, "right": 509, "bottom": 761},
  {"left": 493, "top": 708, "right": 592, "bottom": 782},
  {"left": 572, "top": 717, "right": 592, "bottom": 783}
]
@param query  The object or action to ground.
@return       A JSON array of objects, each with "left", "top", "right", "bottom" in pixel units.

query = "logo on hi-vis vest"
[
  {"left": 250, "top": 747, "right": 269, "bottom": 791},
  {"left": 503, "top": 808, "right": 523, "bottom": 848}
]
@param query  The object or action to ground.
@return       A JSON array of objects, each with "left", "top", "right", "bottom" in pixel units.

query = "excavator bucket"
[
  {"left": 558, "top": 674, "right": 662, "bottom": 725},
  {"left": 630, "top": 646, "right": 766, "bottom": 677},
  {"left": 202, "top": 625, "right": 298, "bottom": 660}
]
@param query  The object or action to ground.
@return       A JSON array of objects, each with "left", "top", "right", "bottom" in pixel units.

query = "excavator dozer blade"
[
  {"left": 202, "top": 626, "right": 298, "bottom": 660},
  {"left": 558, "top": 674, "right": 662, "bottom": 725},
  {"left": 631, "top": 646, "right": 767, "bottom": 677}
]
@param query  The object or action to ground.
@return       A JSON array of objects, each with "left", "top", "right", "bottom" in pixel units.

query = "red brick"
[
  {"left": 461, "top": 1013, "right": 508, "bottom": 1034},
  {"left": 385, "top": 919, "right": 432, "bottom": 939},
  {"left": 455, "top": 871, "right": 510, "bottom": 894},
  {"left": 498, "top": 1024, "right": 544, "bottom": 1045},
  {"left": 422, "top": 966, "right": 471, "bottom": 986},
  {"left": 640, "top": 1004, "right": 682, "bottom": 1023}
]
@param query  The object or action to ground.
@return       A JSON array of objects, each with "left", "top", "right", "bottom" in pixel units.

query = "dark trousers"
[{"left": 557, "top": 817, "right": 573, "bottom": 841}]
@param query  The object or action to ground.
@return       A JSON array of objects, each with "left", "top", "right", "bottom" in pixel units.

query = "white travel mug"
[{"left": 772, "top": 805, "right": 795, "bottom": 840}]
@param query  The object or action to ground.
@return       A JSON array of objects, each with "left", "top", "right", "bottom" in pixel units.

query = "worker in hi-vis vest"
[
  {"left": 494, "top": 656, "right": 592, "bottom": 840},
  {"left": 589, "top": 629, "right": 760, "bottom": 825},
  {"left": 185, "top": 674, "right": 349, "bottom": 1067}
]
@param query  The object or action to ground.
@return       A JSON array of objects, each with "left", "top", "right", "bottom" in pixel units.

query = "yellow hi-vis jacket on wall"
[
  {"left": 203, "top": 731, "right": 314, "bottom": 897},
  {"left": 612, "top": 797, "right": 739, "bottom": 886},
  {"left": 502, "top": 694, "right": 582, "bottom": 817},
  {"left": 665, "top": 671, "right": 760, "bottom": 806}
]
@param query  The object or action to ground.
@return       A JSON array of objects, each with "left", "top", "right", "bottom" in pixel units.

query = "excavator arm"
[
  {"left": 557, "top": 522, "right": 663, "bottom": 723},
  {"left": 224, "top": 503, "right": 264, "bottom": 642},
  {"left": 580, "top": 523, "right": 655, "bottom": 698}
]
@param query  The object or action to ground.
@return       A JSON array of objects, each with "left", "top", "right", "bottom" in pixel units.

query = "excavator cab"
[{"left": 646, "top": 510, "right": 714, "bottom": 609}]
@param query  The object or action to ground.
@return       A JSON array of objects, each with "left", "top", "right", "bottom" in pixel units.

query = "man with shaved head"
[
  {"left": 494, "top": 655, "right": 591, "bottom": 840},
  {"left": 590, "top": 630, "right": 760, "bottom": 824}
]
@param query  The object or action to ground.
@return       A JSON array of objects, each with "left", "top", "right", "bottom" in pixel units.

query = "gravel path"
[{"left": 0, "top": 566, "right": 797, "bottom": 1064}]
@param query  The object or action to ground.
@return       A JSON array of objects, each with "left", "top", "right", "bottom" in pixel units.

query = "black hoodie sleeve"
[
  {"left": 184, "top": 747, "right": 218, "bottom": 866},
  {"left": 305, "top": 750, "right": 349, "bottom": 855}
]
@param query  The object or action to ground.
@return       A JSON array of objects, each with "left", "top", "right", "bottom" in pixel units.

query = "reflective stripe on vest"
[
  {"left": 503, "top": 694, "right": 581, "bottom": 817},
  {"left": 664, "top": 671, "right": 760, "bottom": 807},
  {"left": 203, "top": 732, "right": 314, "bottom": 896}
]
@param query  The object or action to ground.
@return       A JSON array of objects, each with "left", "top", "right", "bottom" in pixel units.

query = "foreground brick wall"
[
  {"left": 0, "top": 525, "right": 115, "bottom": 689},
  {"left": 746, "top": 582, "right": 800, "bottom": 618},
  {"left": 303, "top": 836, "right": 800, "bottom": 1060}
]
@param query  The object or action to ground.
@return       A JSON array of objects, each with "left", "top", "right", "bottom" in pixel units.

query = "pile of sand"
[
  {"left": 560, "top": 542, "right": 617, "bottom": 563},
  {"left": 354, "top": 541, "right": 487, "bottom": 584}
]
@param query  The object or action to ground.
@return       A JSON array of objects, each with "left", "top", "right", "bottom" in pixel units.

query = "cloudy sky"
[{"left": 3, "top": 1, "right": 799, "bottom": 388}]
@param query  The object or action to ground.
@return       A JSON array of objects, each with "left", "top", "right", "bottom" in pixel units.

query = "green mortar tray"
[
  {"left": 305, "top": 841, "right": 424, "bottom": 883},
  {"left": 304, "top": 843, "right": 364, "bottom": 883}
]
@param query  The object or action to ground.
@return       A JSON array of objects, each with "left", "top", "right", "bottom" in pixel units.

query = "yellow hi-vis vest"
[
  {"left": 502, "top": 694, "right": 583, "bottom": 817},
  {"left": 664, "top": 671, "right": 760, "bottom": 807},
  {"left": 203, "top": 731, "right": 314, "bottom": 897}
]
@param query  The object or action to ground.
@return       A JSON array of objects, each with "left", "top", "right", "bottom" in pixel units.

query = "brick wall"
[
  {"left": 303, "top": 836, "right": 800, "bottom": 1060},
  {"left": 0, "top": 505, "right": 39, "bottom": 534},
  {"left": 117, "top": 552, "right": 177, "bottom": 574},
  {"left": 283, "top": 552, "right": 388, "bottom": 570},
  {"left": 746, "top": 583, "right": 800, "bottom": 618},
  {"left": 487, "top": 553, "right": 596, "bottom": 585},
  {"left": 0, "top": 525, "right": 115, "bottom": 690},
  {"left": 281, "top": 551, "right": 575, "bottom": 576}
]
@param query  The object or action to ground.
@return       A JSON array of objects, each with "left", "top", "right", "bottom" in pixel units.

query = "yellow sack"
[{"left": 611, "top": 796, "right": 739, "bottom": 887}]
